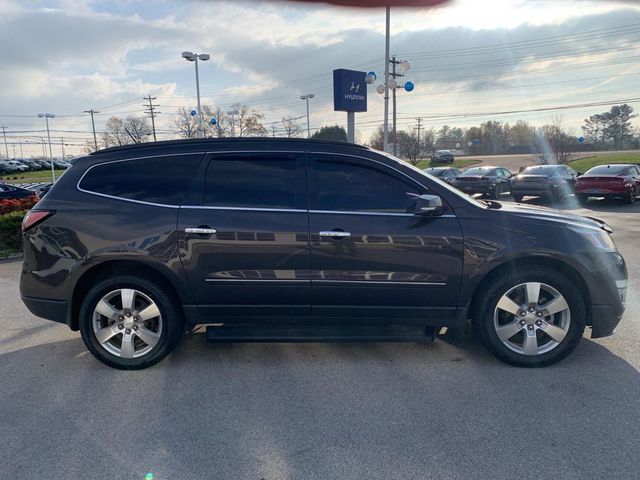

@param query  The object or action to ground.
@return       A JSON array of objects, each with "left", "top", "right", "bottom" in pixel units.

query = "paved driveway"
[{"left": 1, "top": 200, "right": 639, "bottom": 480}]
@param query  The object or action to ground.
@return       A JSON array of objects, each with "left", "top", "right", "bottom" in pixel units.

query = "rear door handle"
[
  {"left": 185, "top": 227, "right": 217, "bottom": 235},
  {"left": 319, "top": 231, "right": 351, "bottom": 238}
]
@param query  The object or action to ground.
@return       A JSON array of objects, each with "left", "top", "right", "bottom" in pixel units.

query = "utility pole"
[
  {"left": 143, "top": 95, "right": 160, "bottom": 141},
  {"left": 389, "top": 56, "right": 405, "bottom": 156},
  {"left": 383, "top": 6, "right": 391, "bottom": 153},
  {"left": 19, "top": 141, "right": 23, "bottom": 158},
  {"left": 84, "top": 109, "right": 100, "bottom": 150},
  {"left": 272, "top": 125, "right": 276, "bottom": 137},
  {"left": 1, "top": 125, "right": 8, "bottom": 159},
  {"left": 416, "top": 117, "right": 423, "bottom": 159},
  {"left": 61, "top": 137, "right": 65, "bottom": 160}
]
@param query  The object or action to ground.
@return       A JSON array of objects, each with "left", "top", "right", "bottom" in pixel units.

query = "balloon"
[{"left": 404, "top": 81, "right": 414, "bottom": 92}]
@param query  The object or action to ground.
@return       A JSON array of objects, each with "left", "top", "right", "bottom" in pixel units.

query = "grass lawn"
[
  {"left": 414, "top": 158, "right": 480, "bottom": 170},
  {"left": 0, "top": 169, "right": 65, "bottom": 184},
  {"left": 568, "top": 151, "right": 640, "bottom": 173}
]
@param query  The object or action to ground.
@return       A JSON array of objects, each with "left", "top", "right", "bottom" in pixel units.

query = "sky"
[{"left": 1, "top": 0, "right": 640, "bottom": 157}]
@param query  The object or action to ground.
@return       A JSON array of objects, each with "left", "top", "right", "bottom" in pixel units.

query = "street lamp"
[
  {"left": 37, "top": 113, "right": 56, "bottom": 182},
  {"left": 227, "top": 108, "right": 239, "bottom": 137},
  {"left": 182, "top": 51, "right": 210, "bottom": 138},
  {"left": 300, "top": 93, "right": 315, "bottom": 138}
]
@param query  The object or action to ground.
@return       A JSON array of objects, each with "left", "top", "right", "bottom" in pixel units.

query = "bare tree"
[
  {"left": 174, "top": 105, "right": 231, "bottom": 139},
  {"left": 102, "top": 115, "right": 151, "bottom": 147},
  {"left": 229, "top": 103, "right": 267, "bottom": 137},
  {"left": 537, "top": 115, "right": 572, "bottom": 164},
  {"left": 281, "top": 117, "right": 302, "bottom": 138},
  {"left": 396, "top": 130, "right": 423, "bottom": 165}
]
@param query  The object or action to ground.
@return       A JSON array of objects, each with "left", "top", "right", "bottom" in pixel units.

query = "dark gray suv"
[{"left": 20, "top": 138, "right": 627, "bottom": 369}]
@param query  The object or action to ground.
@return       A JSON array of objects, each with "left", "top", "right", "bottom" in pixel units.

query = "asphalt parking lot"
[{"left": 1, "top": 196, "right": 639, "bottom": 480}]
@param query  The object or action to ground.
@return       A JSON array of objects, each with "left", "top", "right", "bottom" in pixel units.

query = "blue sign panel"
[{"left": 333, "top": 69, "right": 367, "bottom": 112}]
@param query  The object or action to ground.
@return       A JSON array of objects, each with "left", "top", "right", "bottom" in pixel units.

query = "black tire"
[
  {"left": 472, "top": 265, "right": 586, "bottom": 367},
  {"left": 513, "top": 195, "right": 523, "bottom": 202},
  {"left": 627, "top": 187, "right": 636, "bottom": 204},
  {"left": 489, "top": 184, "right": 502, "bottom": 200},
  {"left": 576, "top": 194, "right": 589, "bottom": 204},
  {"left": 550, "top": 187, "right": 562, "bottom": 203},
  {"left": 79, "top": 274, "right": 185, "bottom": 370}
]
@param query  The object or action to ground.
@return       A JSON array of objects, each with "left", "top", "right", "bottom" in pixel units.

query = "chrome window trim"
[
  {"left": 76, "top": 152, "right": 204, "bottom": 209},
  {"left": 181, "top": 205, "right": 306, "bottom": 213},
  {"left": 206, "top": 278, "right": 310, "bottom": 283},
  {"left": 205, "top": 278, "right": 446, "bottom": 286},
  {"left": 310, "top": 209, "right": 455, "bottom": 218},
  {"left": 314, "top": 280, "right": 447, "bottom": 286}
]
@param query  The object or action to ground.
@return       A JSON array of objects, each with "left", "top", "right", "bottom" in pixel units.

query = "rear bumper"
[
  {"left": 21, "top": 296, "right": 71, "bottom": 328},
  {"left": 511, "top": 184, "right": 553, "bottom": 196},
  {"left": 576, "top": 186, "right": 627, "bottom": 195}
]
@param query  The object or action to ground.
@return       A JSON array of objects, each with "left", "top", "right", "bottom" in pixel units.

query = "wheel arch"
[
  {"left": 69, "top": 259, "right": 186, "bottom": 331},
  {"left": 467, "top": 256, "right": 591, "bottom": 324}
]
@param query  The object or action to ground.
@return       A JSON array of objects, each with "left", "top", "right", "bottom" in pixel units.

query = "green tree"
[{"left": 312, "top": 125, "right": 348, "bottom": 142}]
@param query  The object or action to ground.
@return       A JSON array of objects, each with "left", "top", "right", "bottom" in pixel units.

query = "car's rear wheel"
[
  {"left": 576, "top": 194, "right": 589, "bottom": 204},
  {"left": 472, "top": 266, "right": 586, "bottom": 367},
  {"left": 627, "top": 187, "right": 637, "bottom": 204},
  {"left": 489, "top": 184, "right": 502, "bottom": 199},
  {"left": 79, "top": 274, "right": 184, "bottom": 369},
  {"left": 512, "top": 195, "right": 523, "bottom": 202}
]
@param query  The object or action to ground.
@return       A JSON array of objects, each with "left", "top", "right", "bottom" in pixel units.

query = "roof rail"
[{"left": 90, "top": 137, "right": 371, "bottom": 155}]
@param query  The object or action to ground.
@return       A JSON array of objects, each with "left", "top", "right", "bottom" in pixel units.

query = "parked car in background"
[
  {"left": 510, "top": 165, "right": 578, "bottom": 202},
  {"left": 34, "top": 159, "right": 52, "bottom": 170},
  {"left": 0, "top": 161, "right": 19, "bottom": 174},
  {"left": 450, "top": 166, "right": 512, "bottom": 199},
  {"left": 20, "top": 138, "right": 627, "bottom": 370},
  {"left": 18, "top": 159, "right": 41, "bottom": 171},
  {"left": 6, "top": 160, "right": 29, "bottom": 172},
  {"left": 423, "top": 166, "right": 462, "bottom": 184},
  {"left": 52, "top": 160, "right": 71, "bottom": 169},
  {"left": 430, "top": 150, "right": 454, "bottom": 164},
  {"left": 0, "top": 184, "right": 39, "bottom": 213},
  {"left": 575, "top": 164, "right": 640, "bottom": 204}
]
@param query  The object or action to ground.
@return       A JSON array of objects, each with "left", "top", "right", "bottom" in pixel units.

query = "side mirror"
[{"left": 414, "top": 194, "right": 444, "bottom": 216}]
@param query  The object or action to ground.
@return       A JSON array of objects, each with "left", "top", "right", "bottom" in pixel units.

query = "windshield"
[
  {"left": 521, "top": 165, "right": 560, "bottom": 175},
  {"left": 586, "top": 165, "right": 630, "bottom": 175},
  {"left": 461, "top": 167, "right": 495, "bottom": 176}
]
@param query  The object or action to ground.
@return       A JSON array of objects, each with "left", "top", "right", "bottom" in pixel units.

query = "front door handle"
[
  {"left": 185, "top": 227, "right": 217, "bottom": 235},
  {"left": 319, "top": 230, "right": 351, "bottom": 238}
]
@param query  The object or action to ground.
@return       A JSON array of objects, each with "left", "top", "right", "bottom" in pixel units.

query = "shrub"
[{"left": 0, "top": 211, "right": 25, "bottom": 256}]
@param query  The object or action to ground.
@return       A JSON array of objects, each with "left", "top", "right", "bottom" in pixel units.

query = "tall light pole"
[
  {"left": 1, "top": 125, "right": 8, "bottom": 159},
  {"left": 38, "top": 113, "right": 56, "bottom": 183},
  {"left": 182, "top": 51, "right": 210, "bottom": 138},
  {"left": 227, "top": 108, "right": 239, "bottom": 137},
  {"left": 300, "top": 93, "right": 315, "bottom": 138}
]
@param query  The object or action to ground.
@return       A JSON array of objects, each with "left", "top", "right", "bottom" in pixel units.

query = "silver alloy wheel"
[
  {"left": 493, "top": 282, "right": 571, "bottom": 356},
  {"left": 92, "top": 288, "right": 163, "bottom": 359}
]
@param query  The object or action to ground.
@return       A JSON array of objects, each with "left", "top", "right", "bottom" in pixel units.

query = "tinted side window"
[
  {"left": 313, "top": 159, "right": 420, "bottom": 213},
  {"left": 204, "top": 156, "right": 296, "bottom": 208},
  {"left": 79, "top": 155, "right": 202, "bottom": 205}
]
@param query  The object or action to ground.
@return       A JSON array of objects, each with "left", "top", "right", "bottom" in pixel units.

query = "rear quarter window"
[{"left": 79, "top": 154, "right": 202, "bottom": 205}]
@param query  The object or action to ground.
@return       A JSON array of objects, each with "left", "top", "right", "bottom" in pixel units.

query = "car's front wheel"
[
  {"left": 472, "top": 266, "right": 586, "bottom": 367},
  {"left": 79, "top": 274, "right": 184, "bottom": 369}
]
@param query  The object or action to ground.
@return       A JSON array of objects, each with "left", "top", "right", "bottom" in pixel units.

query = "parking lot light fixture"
[
  {"left": 300, "top": 94, "right": 315, "bottom": 138},
  {"left": 37, "top": 113, "right": 56, "bottom": 182},
  {"left": 182, "top": 51, "right": 210, "bottom": 138}
]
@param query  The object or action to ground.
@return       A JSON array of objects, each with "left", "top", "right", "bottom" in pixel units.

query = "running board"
[{"left": 205, "top": 325, "right": 436, "bottom": 343}]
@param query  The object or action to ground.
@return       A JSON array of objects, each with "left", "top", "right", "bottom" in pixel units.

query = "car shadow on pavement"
[{"left": 2, "top": 330, "right": 640, "bottom": 479}]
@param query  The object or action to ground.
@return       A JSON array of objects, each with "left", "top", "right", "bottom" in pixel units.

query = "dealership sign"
[{"left": 333, "top": 69, "right": 368, "bottom": 112}]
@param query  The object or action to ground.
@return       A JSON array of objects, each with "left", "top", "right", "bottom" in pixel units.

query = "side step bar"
[{"left": 206, "top": 324, "right": 436, "bottom": 343}]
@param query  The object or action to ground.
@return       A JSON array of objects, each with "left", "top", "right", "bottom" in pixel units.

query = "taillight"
[{"left": 22, "top": 210, "right": 54, "bottom": 232}]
